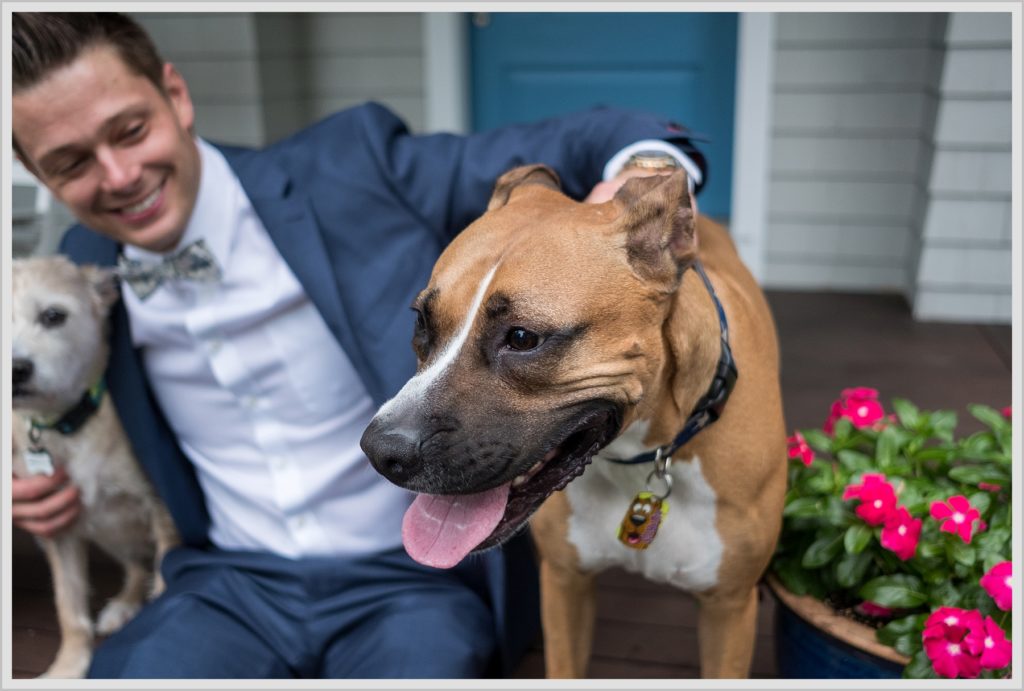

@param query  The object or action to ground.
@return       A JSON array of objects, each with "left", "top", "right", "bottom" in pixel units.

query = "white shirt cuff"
[{"left": 602, "top": 139, "right": 703, "bottom": 193}]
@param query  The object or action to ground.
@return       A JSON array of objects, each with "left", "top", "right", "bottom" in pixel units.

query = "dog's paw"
[
  {"left": 40, "top": 649, "right": 92, "bottom": 678},
  {"left": 95, "top": 598, "right": 141, "bottom": 635}
]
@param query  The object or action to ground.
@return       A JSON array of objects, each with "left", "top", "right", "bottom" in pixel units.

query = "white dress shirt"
[
  {"left": 123, "top": 139, "right": 411, "bottom": 557},
  {"left": 122, "top": 137, "right": 696, "bottom": 559}
]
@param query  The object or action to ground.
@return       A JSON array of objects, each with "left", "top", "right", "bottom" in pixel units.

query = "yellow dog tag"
[{"left": 617, "top": 491, "right": 669, "bottom": 549}]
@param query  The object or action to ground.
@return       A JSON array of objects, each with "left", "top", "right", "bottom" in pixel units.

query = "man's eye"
[
  {"left": 53, "top": 157, "right": 88, "bottom": 178},
  {"left": 506, "top": 327, "right": 542, "bottom": 351},
  {"left": 38, "top": 307, "right": 68, "bottom": 328},
  {"left": 121, "top": 123, "right": 146, "bottom": 142}
]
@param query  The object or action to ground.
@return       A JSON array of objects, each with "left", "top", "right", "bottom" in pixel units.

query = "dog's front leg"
[
  {"left": 40, "top": 535, "right": 93, "bottom": 678},
  {"left": 149, "top": 504, "right": 179, "bottom": 598},
  {"left": 695, "top": 584, "right": 759, "bottom": 678},
  {"left": 531, "top": 495, "right": 596, "bottom": 679},
  {"left": 539, "top": 558, "right": 596, "bottom": 678}
]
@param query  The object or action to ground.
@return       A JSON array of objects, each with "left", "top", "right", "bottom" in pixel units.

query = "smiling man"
[{"left": 11, "top": 12, "right": 707, "bottom": 679}]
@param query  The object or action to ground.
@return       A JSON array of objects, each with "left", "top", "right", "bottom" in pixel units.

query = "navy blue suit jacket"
[{"left": 61, "top": 102, "right": 705, "bottom": 673}]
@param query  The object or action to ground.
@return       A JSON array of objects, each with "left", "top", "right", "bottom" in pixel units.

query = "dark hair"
[
  {"left": 12, "top": 13, "right": 166, "bottom": 160},
  {"left": 13, "top": 12, "right": 164, "bottom": 92}
]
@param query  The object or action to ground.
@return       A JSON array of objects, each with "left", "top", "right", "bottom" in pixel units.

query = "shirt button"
[
  {"left": 241, "top": 395, "right": 258, "bottom": 409},
  {"left": 292, "top": 514, "right": 306, "bottom": 529},
  {"left": 206, "top": 338, "right": 222, "bottom": 354},
  {"left": 271, "top": 456, "right": 286, "bottom": 471}
]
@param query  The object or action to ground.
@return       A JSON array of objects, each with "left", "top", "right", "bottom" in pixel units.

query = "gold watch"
[{"left": 622, "top": 150, "right": 682, "bottom": 173}]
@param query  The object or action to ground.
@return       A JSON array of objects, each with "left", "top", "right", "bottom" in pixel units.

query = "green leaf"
[
  {"left": 806, "top": 464, "right": 836, "bottom": 494},
  {"left": 948, "top": 464, "right": 1008, "bottom": 486},
  {"left": 878, "top": 613, "right": 928, "bottom": 641},
  {"left": 917, "top": 539, "right": 945, "bottom": 560},
  {"left": 836, "top": 549, "right": 874, "bottom": 588},
  {"left": 837, "top": 449, "right": 874, "bottom": 473},
  {"left": 876, "top": 426, "right": 900, "bottom": 469},
  {"left": 802, "top": 533, "right": 844, "bottom": 569},
  {"left": 910, "top": 447, "right": 954, "bottom": 463},
  {"left": 823, "top": 494, "right": 852, "bottom": 528},
  {"left": 947, "top": 539, "right": 976, "bottom": 567},
  {"left": 859, "top": 574, "right": 928, "bottom": 608},
  {"left": 783, "top": 497, "right": 822, "bottom": 518},
  {"left": 967, "top": 491, "right": 991, "bottom": 517},
  {"left": 928, "top": 580, "right": 961, "bottom": 609},
  {"left": 903, "top": 649, "right": 939, "bottom": 679},
  {"left": 931, "top": 411, "right": 958, "bottom": 442},
  {"left": 772, "top": 560, "right": 824, "bottom": 599},
  {"left": 892, "top": 398, "right": 920, "bottom": 429},
  {"left": 832, "top": 417, "right": 854, "bottom": 444},
  {"left": 969, "top": 404, "right": 1009, "bottom": 432},
  {"left": 844, "top": 524, "right": 873, "bottom": 554},
  {"left": 803, "top": 428, "right": 832, "bottom": 453},
  {"left": 982, "top": 552, "right": 1007, "bottom": 573}
]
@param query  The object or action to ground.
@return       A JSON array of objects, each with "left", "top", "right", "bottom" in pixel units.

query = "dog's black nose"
[
  {"left": 360, "top": 419, "right": 421, "bottom": 485},
  {"left": 630, "top": 513, "right": 647, "bottom": 527},
  {"left": 12, "top": 358, "right": 33, "bottom": 385}
]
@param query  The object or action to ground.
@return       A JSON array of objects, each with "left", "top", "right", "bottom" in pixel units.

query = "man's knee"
[{"left": 87, "top": 593, "right": 291, "bottom": 678}]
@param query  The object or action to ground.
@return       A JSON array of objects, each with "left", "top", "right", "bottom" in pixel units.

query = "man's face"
[{"left": 13, "top": 45, "right": 200, "bottom": 253}]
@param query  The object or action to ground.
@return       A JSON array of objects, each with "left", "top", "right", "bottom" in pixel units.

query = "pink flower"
[
  {"left": 980, "top": 561, "right": 1012, "bottom": 611},
  {"left": 824, "top": 387, "right": 886, "bottom": 433},
  {"left": 880, "top": 505, "right": 921, "bottom": 560},
  {"left": 923, "top": 607, "right": 985, "bottom": 679},
  {"left": 978, "top": 482, "right": 1002, "bottom": 493},
  {"left": 786, "top": 431, "right": 814, "bottom": 466},
  {"left": 842, "top": 473, "right": 897, "bottom": 526},
  {"left": 930, "top": 495, "right": 981, "bottom": 543},
  {"left": 1001, "top": 406, "right": 1011, "bottom": 418},
  {"left": 969, "top": 616, "right": 1012, "bottom": 671},
  {"left": 856, "top": 601, "right": 894, "bottom": 618}
]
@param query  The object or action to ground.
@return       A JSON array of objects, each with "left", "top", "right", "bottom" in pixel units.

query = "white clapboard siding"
[
  {"left": 764, "top": 13, "right": 948, "bottom": 294},
  {"left": 134, "top": 12, "right": 427, "bottom": 146},
  {"left": 911, "top": 12, "right": 1011, "bottom": 324},
  {"left": 134, "top": 13, "right": 266, "bottom": 146}
]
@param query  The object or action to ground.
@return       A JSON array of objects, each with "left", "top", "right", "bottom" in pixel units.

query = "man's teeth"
[{"left": 123, "top": 187, "right": 161, "bottom": 215}]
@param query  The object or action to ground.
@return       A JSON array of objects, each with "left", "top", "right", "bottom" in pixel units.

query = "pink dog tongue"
[{"left": 402, "top": 483, "right": 510, "bottom": 569}]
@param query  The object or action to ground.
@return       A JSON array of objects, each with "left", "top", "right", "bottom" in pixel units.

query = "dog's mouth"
[{"left": 401, "top": 403, "right": 620, "bottom": 569}]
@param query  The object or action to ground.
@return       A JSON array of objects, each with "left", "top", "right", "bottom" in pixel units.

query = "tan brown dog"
[{"left": 361, "top": 165, "right": 787, "bottom": 678}]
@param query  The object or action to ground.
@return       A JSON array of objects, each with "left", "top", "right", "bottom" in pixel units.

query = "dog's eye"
[
  {"left": 506, "top": 327, "right": 542, "bottom": 352},
  {"left": 38, "top": 307, "right": 68, "bottom": 328}
]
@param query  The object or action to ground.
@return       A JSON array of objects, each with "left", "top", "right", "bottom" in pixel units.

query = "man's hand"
[
  {"left": 584, "top": 169, "right": 699, "bottom": 216},
  {"left": 12, "top": 469, "right": 82, "bottom": 538}
]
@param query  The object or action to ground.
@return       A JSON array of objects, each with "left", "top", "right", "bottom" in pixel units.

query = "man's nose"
[{"left": 97, "top": 147, "right": 142, "bottom": 192}]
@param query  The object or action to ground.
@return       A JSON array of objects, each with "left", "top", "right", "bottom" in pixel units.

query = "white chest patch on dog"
[{"left": 565, "top": 421, "right": 723, "bottom": 592}]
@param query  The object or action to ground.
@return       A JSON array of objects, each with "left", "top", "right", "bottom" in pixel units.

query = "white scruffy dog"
[{"left": 12, "top": 255, "right": 179, "bottom": 678}]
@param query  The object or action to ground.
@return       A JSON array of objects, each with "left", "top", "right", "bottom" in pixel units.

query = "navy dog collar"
[{"left": 607, "top": 261, "right": 738, "bottom": 465}]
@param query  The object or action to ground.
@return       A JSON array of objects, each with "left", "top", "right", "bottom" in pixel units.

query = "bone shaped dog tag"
[
  {"left": 23, "top": 448, "right": 55, "bottom": 476},
  {"left": 617, "top": 491, "right": 669, "bottom": 550}
]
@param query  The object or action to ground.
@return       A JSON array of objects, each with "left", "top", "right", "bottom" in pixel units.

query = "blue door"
[{"left": 470, "top": 13, "right": 738, "bottom": 220}]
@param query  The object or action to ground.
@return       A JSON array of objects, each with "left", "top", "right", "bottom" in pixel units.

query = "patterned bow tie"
[{"left": 117, "top": 239, "right": 222, "bottom": 300}]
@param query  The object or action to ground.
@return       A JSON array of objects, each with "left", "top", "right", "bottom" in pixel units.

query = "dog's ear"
[
  {"left": 486, "top": 164, "right": 562, "bottom": 211},
  {"left": 614, "top": 170, "right": 697, "bottom": 289},
  {"left": 81, "top": 265, "right": 121, "bottom": 313}
]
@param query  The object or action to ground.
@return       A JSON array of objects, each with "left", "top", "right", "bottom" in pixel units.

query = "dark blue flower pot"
[{"left": 773, "top": 592, "right": 906, "bottom": 678}]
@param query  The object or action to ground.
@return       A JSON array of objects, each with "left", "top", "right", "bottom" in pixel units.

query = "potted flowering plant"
[{"left": 769, "top": 387, "right": 1013, "bottom": 679}]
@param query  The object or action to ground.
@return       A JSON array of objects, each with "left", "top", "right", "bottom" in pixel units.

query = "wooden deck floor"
[{"left": 11, "top": 290, "right": 1013, "bottom": 679}]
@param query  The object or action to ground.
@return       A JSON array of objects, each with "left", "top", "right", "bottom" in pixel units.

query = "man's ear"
[
  {"left": 486, "top": 164, "right": 562, "bottom": 211},
  {"left": 614, "top": 170, "right": 697, "bottom": 289},
  {"left": 162, "top": 62, "right": 196, "bottom": 134}
]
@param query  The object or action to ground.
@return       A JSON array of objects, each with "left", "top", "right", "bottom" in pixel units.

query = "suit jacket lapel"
[
  {"left": 72, "top": 237, "right": 212, "bottom": 546},
  {"left": 217, "top": 146, "right": 357, "bottom": 362}
]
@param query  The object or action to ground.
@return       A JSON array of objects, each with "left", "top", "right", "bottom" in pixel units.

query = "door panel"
[{"left": 470, "top": 12, "right": 738, "bottom": 220}]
